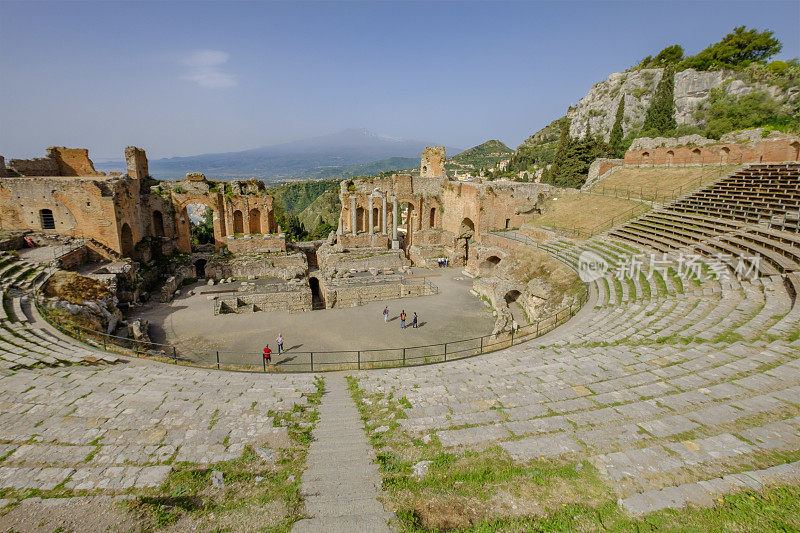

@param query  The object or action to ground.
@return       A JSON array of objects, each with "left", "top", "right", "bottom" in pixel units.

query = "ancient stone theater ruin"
[{"left": 0, "top": 130, "right": 799, "bottom": 530}]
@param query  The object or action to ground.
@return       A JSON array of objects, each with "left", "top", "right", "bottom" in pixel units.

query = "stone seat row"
[
  {"left": 357, "top": 340, "right": 800, "bottom": 459},
  {"left": 356, "top": 339, "right": 800, "bottom": 503},
  {"left": 0, "top": 260, "right": 47, "bottom": 292},
  {"left": 0, "top": 365, "right": 318, "bottom": 493},
  {"left": 0, "top": 293, "right": 119, "bottom": 369}
]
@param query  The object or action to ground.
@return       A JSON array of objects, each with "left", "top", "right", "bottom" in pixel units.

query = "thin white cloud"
[{"left": 180, "top": 49, "right": 237, "bottom": 88}]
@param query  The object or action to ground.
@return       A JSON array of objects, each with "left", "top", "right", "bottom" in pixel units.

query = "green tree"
[
  {"left": 282, "top": 213, "right": 307, "bottom": 241},
  {"left": 309, "top": 221, "right": 335, "bottom": 240},
  {"left": 548, "top": 118, "right": 571, "bottom": 183},
  {"left": 190, "top": 207, "right": 214, "bottom": 245},
  {"left": 642, "top": 66, "right": 677, "bottom": 135},
  {"left": 680, "top": 26, "right": 782, "bottom": 71},
  {"left": 609, "top": 96, "right": 626, "bottom": 157},
  {"left": 637, "top": 45, "right": 684, "bottom": 69}
]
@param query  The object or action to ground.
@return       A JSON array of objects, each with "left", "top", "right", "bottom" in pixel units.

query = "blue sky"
[{"left": 1, "top": 1, "right": 798, "bottom": 160}]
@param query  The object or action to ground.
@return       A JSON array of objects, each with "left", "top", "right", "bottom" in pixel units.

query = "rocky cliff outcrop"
[{"left": 527, "top": 68, "right": 799, "bottom": 143}]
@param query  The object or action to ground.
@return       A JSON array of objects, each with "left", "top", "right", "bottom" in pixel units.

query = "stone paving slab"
[
  {"left": 620, "top": 460, "right": 800, "bottom": 515},
  {"left": 501, "top": 434, "right": 581, "bottom": 460}
]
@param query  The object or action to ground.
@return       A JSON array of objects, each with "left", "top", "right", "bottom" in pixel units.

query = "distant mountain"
[
  {"left": 447, "top": 140, "right": 513, "bottom": 171},
  {"left": 96, "top": 129, "right": 460, "bottom": 181}
]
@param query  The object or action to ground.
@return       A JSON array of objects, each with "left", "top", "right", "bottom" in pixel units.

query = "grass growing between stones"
[
  {"left": 127, "top": 375, "right": 324, "bottom": 532},
  {"left": 347, "top": 377, "right": 800, "bottom": 532}
]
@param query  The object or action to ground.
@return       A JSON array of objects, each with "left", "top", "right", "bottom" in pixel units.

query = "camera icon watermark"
[{"left": 578, "top": 250, "right": 609, "bottom": 282}]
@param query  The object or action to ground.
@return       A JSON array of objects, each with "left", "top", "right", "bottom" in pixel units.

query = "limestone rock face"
[
  {"left": 568, "top": 69, "right": 664, "bottom": 140},
  {"left": 672, "top": 69, "right": 727, "bottom": 126},
  {"left": 561, "top": 67, "right": 797, "bottom": 142}
]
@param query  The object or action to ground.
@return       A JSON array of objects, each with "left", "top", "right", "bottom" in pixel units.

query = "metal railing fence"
[{"left": 34, "top": 286, "right": 586, "bottom": 373}]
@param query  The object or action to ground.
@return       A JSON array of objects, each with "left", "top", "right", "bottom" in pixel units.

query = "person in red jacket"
[{"left": 263, "top": 344, "right": 272, "bottom": 365}]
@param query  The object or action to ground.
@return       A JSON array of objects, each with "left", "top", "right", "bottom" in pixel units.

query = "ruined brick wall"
[
  {"left": 47, "top": 147, "right": 103, "bottom": 176},
  {"left": 125, "top": 146, "right": 149, "bottom": 179},
  {"left": 205, "top": 252, "right": 307, "bottom": 280},
  {"left": 323, "top": 277, "right": 435, "bottom": 309},
  {"left": 317, "top": 245, "right": 409, "bottom": 272},
  {"left": 163, "top": 175, "right": 277, "bottom": 253},
  {"left": 338, "top": 173, "right": 446, "bottom": 236},
  {"left": 0, "top": 177, "right": 125, "bottom": 253},
  {"left": 420, "top": 146, "right": 446, "bottom": 178},
  {"left": 216, "top": 284, "right": 312, "bottom": 314},
  {"left": 57, "top": 246, "right": 89, "bottom": 270},
  {"left": 6, "top": 157, "right": 59, "bottom": 176},
  {"left": 225, "top": 234, "right": 286, "bottom": 253},
  {"left": 624, "top": 136, "right": 800, "bottom": 166},
  {"left": 440, "top": 181, "right": 557, "bottom": 241},
  {"left": 336, "top": 234, "right": 390, "bottom": 249}
]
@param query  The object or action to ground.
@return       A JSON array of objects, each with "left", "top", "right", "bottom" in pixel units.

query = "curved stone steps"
[
  {"left": 619, "top": 459, "right": 800, "bottom": 516},
  {"left": 357, "top": 338, "right": 800, "bottom": 504}
]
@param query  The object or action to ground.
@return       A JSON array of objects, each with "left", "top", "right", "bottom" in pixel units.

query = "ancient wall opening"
[
  {"left": 40, "top": 209, "right": 55, "bottom": 230},
  {"left": 356, "top": 207, "right": 365, "bottom": 233},
  {"left": 194, "top": 258, "right": 207, "bottom": 278},
  {"left": 309, "top": 276, "right": 324, "bottom": 309},
  {"left": 504, "top": 289, "right": 521, "bottom": 305},
  {"left": 181, "top": 202, "right": 217, "bottom": 250},
  {"left": 152, "top": 210, "right": 165, "bottom": 237},
  {"left": 249, "top": 209, "right": 261, "bottom": 234},
  {"left": 233, "top": 210, "right": 244, "bottom": 235},
  {"left": 120, "top": 223, "right": 134, "bottom": 257}
]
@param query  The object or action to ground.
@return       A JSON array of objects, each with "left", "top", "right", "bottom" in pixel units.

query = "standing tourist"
[
  {"left": 276, "top": 333, "right": 284, "bottom": 355},
  {"left": 400, "top": 310, "right": 406, "bottom": 329},
  {"left": 383, "top": 306, "right": 389, "bottom": 323},
  {"left": 412, "top": 312, "right": 418, "bottom": 328},
  {"left": 263, "top": 344, "right": 272, "bottom": 365}
]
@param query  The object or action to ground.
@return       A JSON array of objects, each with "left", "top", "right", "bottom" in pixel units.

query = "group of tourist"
[
  {"left": 437, "top": 257, "right": 449, "bottom": 267},
  {"left": 263, "top": 333, "right": 284, "bottom": 365},
  {"left": 384, "top": 306, "right": 419, "bottom": 329}
]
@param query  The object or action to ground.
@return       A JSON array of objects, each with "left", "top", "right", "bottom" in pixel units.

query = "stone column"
[
  {"left": 368, "top": 198, "right": 374, "bottom": 234},
  {"left": 350, "top": 196, "right": 357, "bottom": 235},
  {"left": 381, "top": 196, "right": 388, "bottom": 235},
  {"left": 391, "top": 196, "right": 399, "bottom": 249}
]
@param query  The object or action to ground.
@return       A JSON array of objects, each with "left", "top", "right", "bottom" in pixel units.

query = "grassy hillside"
[
  {"left": 299, "top": 188, "right": 341, "bottom": 230},
  {"left": 447, "top": 140, "right": 513, "bottom": 172},
  {"left": 267, "top": 179, "right": 340, "bottom": 214}
]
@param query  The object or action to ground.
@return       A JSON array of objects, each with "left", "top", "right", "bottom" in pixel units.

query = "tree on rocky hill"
[
  {"left": 543, "top": 118, "right": 611, "bottom": 189},
  {"left": 642, "top": 66, "right": 677, "bottom": 136},
  {"left": 637, "top": 45, "right": 684, "bottom": 69},
  {"left": 547, "top": 118, "right": 571, "bottom": 183},
  {"left": 680, "top": 26, "right": 782, "bottom": 71},
  {"left": 609, "top": 96, "right": 625, "bottom": 157}
]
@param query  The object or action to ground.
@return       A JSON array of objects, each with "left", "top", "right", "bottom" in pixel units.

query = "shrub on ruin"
[{"left": 697, "top": 87, "right": 796, "bottom": 138}]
